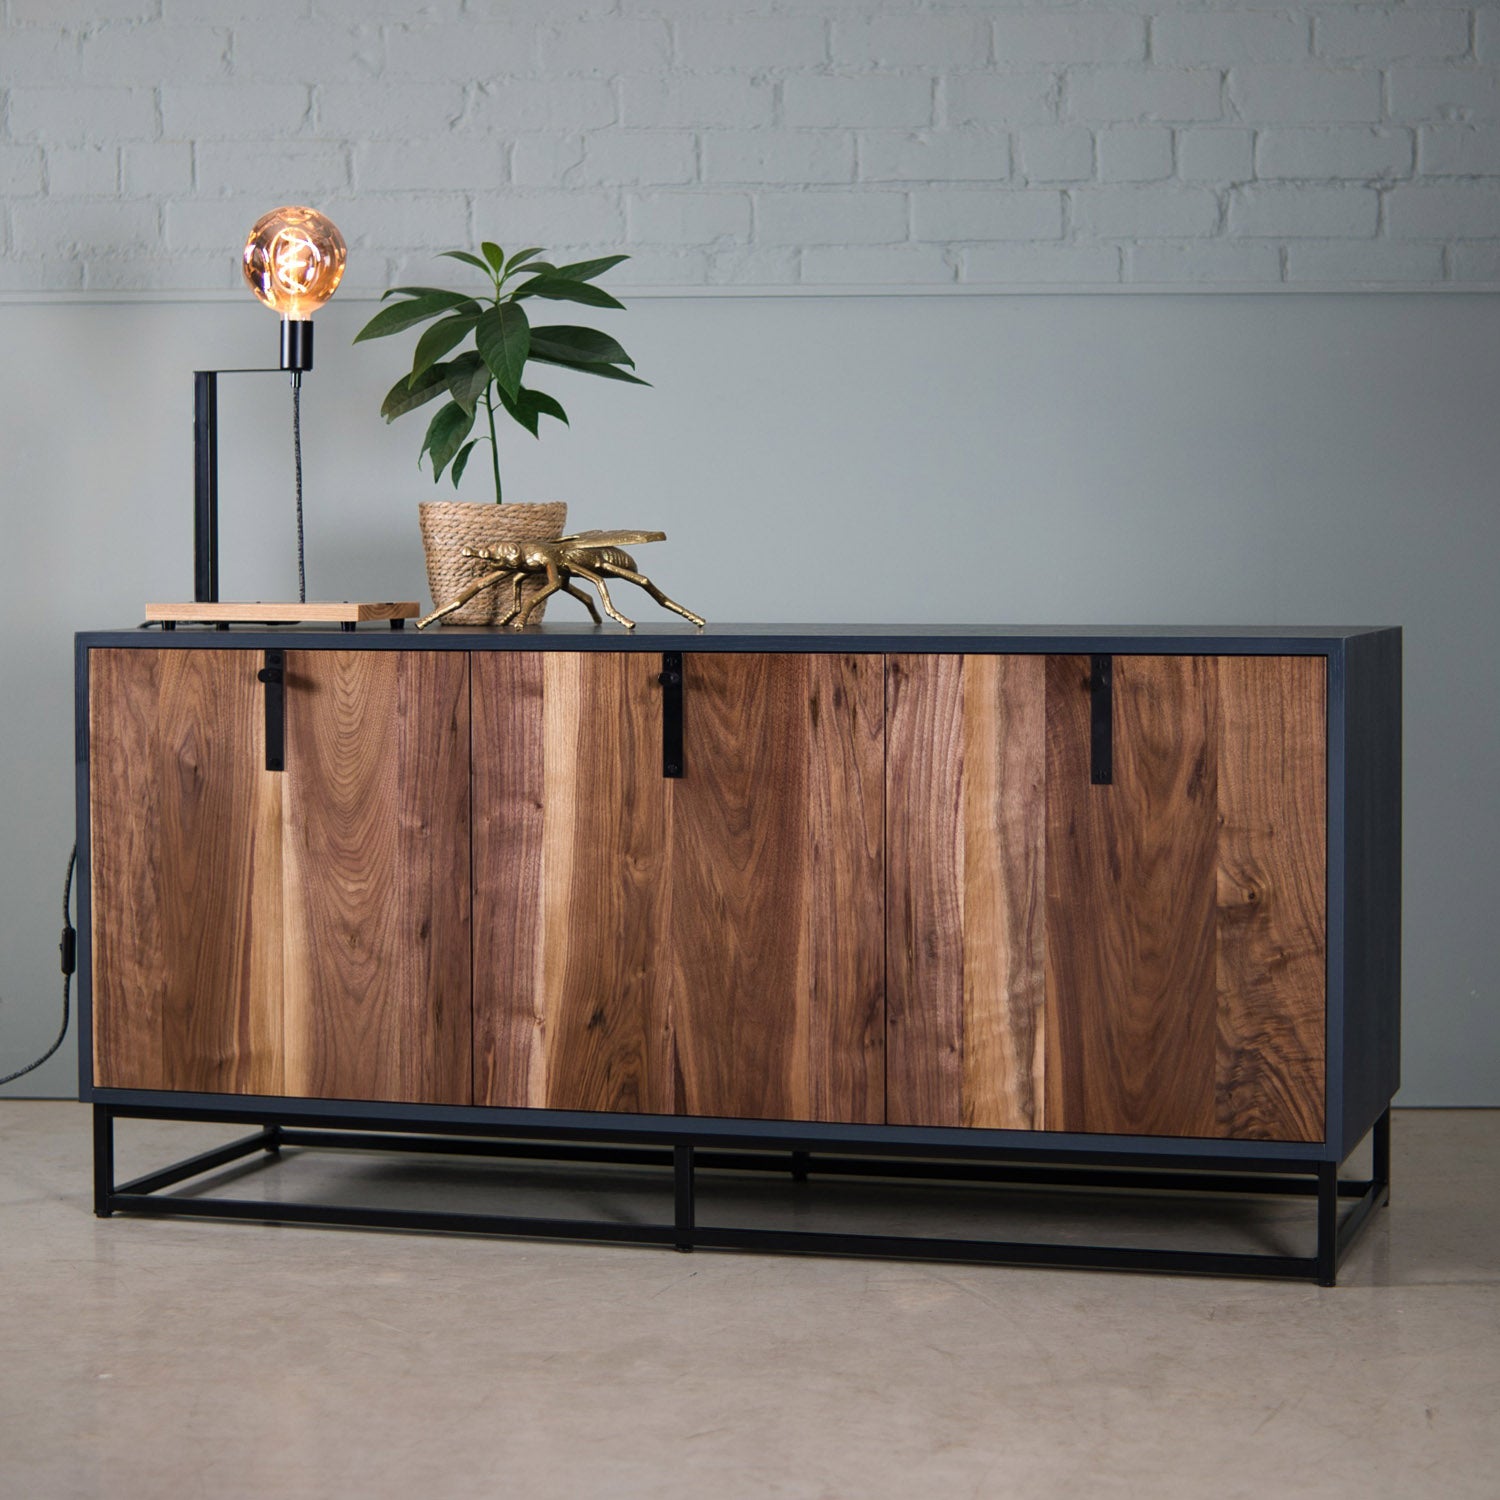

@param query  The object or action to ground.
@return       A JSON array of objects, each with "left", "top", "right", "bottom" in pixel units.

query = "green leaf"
[
  {"left": 510, "top": 275, "right": 625, "bottom": 310},
  {"left": 408, "top": 311, "right": 480, "bottom": 386},
  {"left": 551, "top": 255, "right": 629, "bottom": 283},
  {"left": 496, "top": 383, "right": 539, "bottom": 437},
  {"left": 381, "top": 361, "right": 456, "bottom": 422},
  {"left": 445, "top": 351, "right": 491, "bottom": 416},
  {"left": 420, "top": 401, "right": 476, "bottom": 482},
  {"left": 528, "top": 325, "right": 633, "bottom": 367},
  {"left": 525, "top": 388, "right": 569, "bottom": 426},
  {"left": 355, "top": 293, "right": 479, "bottom": 342},
  {"left": 504, "top": 246, "right": 546, "bottom": 273},
  {"left": 474, "top": 301, "right": 530, "bottom": 399},
  {"left": 498, "top": 263, "right": 555, "bottom": 290},
  {"left": 440, "top": 250, "right": 493, "bottom": 274},
  {"left": 481, "top": 241, "right": 506, "bottom": 273},
  {"left": 496, "top": 385, "right": 569, "bottom": 439},
  {"left": 528, "top": 355, "right": 651, "bottom": 386},
  {"left": 450, "top": 440, "right": 478, "bottom": 489},
  {"left": 381, "top": 285, "right": 481, "bottom": 303}
]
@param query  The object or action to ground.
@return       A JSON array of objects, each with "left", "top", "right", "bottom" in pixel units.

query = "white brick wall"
[{"left": 1, "top": 2, "right": 1498, "bottom": 291}]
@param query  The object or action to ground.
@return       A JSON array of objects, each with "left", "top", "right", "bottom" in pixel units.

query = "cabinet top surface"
[{"left": 78, "top": 622, "right": 1399, "bottom": 654}]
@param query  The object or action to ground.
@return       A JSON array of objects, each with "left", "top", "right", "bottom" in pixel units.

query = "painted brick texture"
[{"left": 0, "top": 2, "right": 1497, "bottom": 290}]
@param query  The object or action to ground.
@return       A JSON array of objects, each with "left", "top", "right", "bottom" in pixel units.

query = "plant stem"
[{"left": 484, "top": 387, "right": 502, "bottom": 504}]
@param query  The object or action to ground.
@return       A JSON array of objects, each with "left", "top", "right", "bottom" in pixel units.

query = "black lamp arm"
[{"left": 193, "top": 364, "right": 308, "bottom": 604}]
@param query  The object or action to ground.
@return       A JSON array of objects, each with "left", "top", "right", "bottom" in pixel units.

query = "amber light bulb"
[{"left": 242, "top": 205, "right": 346, "bottom": 377}]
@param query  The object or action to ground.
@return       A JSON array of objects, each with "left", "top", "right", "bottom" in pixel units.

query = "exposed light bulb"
[
  {"left": 242, "top": 205, "right": 346, "bottom": 377},
  {"left": 243, "top": 205, "right": 346, "bottom": 317}
]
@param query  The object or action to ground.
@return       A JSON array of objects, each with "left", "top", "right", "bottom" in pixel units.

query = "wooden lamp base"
[{"left": 145, "top": 601, "right": 420, "bottom": 626}]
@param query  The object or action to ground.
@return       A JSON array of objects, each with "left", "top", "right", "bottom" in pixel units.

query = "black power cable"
[
  {"left": 0, "top": 846, "right": 78, "bottom": 1088},
  {"left": 292, "top": 381, "right": 306, "bottom": 605}
]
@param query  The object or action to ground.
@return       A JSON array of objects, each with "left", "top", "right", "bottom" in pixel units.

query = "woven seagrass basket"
[{"left": 417, "top": 500, "right": 568, "bottom": 626}]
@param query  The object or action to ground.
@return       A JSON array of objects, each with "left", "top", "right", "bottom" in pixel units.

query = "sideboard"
[{"left": 76, "top": 623, "right": 1400, "bottom": 1283}]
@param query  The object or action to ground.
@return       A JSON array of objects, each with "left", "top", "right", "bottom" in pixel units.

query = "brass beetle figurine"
[{"left": 416, "top": 530, "right": 705, "bottom": 631}]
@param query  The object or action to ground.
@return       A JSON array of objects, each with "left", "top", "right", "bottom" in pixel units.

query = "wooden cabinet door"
[
  {"left": 89, "top": 648, "right": 471, "bottom": 1104},
  {"left": 472, "top": 652, "right": 885, "bottom": 1123},
  {"left": 886, "top": 653, "right": 1326, "bottom": 1142},
  {"left": 1045, "top": 654, "right": 1325, "bottom": 1142},
  {"left": 669, "top": 653, "right": 885, "bottom": 1122},
  {"left": 885, "top": 655, "right": 1047, "bottom": 1131}
]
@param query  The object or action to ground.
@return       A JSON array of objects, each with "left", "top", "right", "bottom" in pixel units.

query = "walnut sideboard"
[{"left": 76, "top": 624, "right": 1400, "bottom": 1283}]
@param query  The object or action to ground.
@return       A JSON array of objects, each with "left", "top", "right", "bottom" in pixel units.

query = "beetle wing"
[{"left": 557, "top": 529, "right": 666, "bottom": 548}]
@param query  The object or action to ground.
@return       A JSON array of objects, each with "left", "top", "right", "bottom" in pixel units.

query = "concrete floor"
[{"left": 2, "top": 1104, "right": 1497, "bottom": 1500}]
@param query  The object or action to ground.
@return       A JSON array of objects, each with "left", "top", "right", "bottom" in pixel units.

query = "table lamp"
[
  {"left": 242, "top": 205, "right": 346, "bottom": 390},
  {"left": 145, "top": 205, "right": 418, "bottom": 631}
]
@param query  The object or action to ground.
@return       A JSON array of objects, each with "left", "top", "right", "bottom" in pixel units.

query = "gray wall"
[
  {"left": 1, "top": 288, "right": 1496, "bottom": 1101},
  {"left": 3, "top": 0, "right": 1498, "bottom": 1100}
]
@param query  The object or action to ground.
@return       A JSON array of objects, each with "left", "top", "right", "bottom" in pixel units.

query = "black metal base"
[{"left": 91, "top": 1105, "right": 1390, "bottom": 1285}]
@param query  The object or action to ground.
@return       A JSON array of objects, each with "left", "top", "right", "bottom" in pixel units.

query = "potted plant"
[{"left": 354, "top": 241, "right": 646, "bottom": 624}]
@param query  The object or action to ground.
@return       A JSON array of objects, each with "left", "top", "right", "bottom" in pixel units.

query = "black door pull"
[
  {"left": 659, "top": 652, "right": 683, "bottom": 778},
  {"left": 1090, "top": 653, "right": 1112, "bottom": 786},
  {"left": 257, "top": 650, "right": 285, "bottom": 772}
]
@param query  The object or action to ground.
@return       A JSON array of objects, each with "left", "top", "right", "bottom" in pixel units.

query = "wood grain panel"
[
  {"left": 281, "top": 651, "right": 471, "bottom": 1105},
  {"left": 472, "top": 652, "right": 884, "bottom": 1123},
  {"left": 1215, "top": 656, "right": 1326, "bottom": 1141},
  {"left": 885, "top": 655, "right": 1046, "bottom": 1129},
  {"left": 471, "top": 652, "right": 547, "bottom": 1108},
  {"left": 93, "top": 641, "right": 1329, "bottom": 1140},
  {"left": 472, "top": 652, "right": 672, "bottom": 1114},
  {"left": 670, "top": 654, "right": 885, "bottom": 1123},
  {"left": 1044, "top": 655, "right": 1221, "bottom": 1138},
  {"left": 885, "top": 655, "right": 963, "bottom": 1125},
  {"left": 803, "top": 655, "right": 887, "bottom": 1122},
  {"left": 90, "top": 648, "right": 285, "bottom": 1094}
]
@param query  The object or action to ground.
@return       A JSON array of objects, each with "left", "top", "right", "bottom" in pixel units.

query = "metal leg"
[
  {"left": 674, "top": 1144, "right": 695, "bottom": 1252},
  {"left": 1330, "top": 1115, "right": 1392, "bottom": 1281},
  {"left": 1373, "top": 1108, "right": 1391, "bottom": 1204},
  {"left": 90, "top": 1105, "right": 1394, "bottom": 1282},
  {"left": 92, "top": 1106, "right": 114, "bottom": 1218},
  {"left": 1316, "top": 1161, "right": 1339, "bottom": 1286},
  {"left": 115, "top": 1127, "right": 283, "bottom": 1197}
]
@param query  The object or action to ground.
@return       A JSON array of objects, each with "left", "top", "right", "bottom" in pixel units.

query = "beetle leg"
[
  {"left": 596, "top": 562, "right": 706, "bottom": 628},
  {"left": 561, "top": 579, "right": 603, "bottom": 623},
  {"left": 493, "top": 571, "right": 528, "bottom": 628},
  {"left": 415, "top": 568, "right": 512, "bottom": 630},
  {"left": 567, "top": 564, "right": 633, "bottom": 628},
  {"left": 515, "top": 562, "right": 566, "bottom": 628}
]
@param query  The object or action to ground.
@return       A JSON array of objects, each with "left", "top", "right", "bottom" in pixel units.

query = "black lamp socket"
[{"left": 280, "top": 318, "right": 314, "bottom": 374}]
